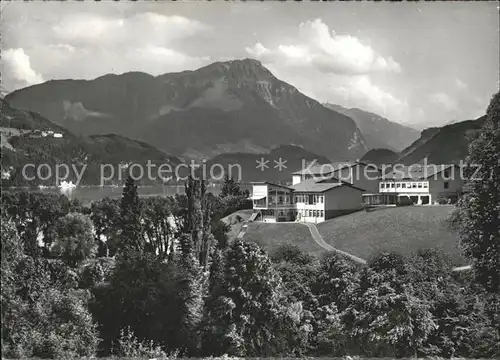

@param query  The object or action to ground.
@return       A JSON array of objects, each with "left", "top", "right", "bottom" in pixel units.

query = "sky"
[{"left": 1, "top": 1, "right": 498, "bottom": 128}]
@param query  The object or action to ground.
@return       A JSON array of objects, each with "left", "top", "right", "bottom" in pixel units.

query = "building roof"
[
  {"left": 291, "top": 177, "right": 366, "bottom": 193},
  {"left": 251, "top": 181, "right": 294, "bottom": 190},
  {"left": 292, "top": 161, "right": 357, "bottom": 176},
  {"left": 381, "top": 164, "right": 459, "bottom": 180}
]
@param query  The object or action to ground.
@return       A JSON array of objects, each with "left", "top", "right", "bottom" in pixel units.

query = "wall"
[
  {"left": 295, "top": 193, "right": 326, "bottom": 223},
  {"left": 252, "top": 184, "right": 268, "bottom": 209},
  {"left": 428, "top": 175, "right": 463, "bottom": 202},
  {"left": 324, "top": 185, "right": 364, "bottom": 217}
]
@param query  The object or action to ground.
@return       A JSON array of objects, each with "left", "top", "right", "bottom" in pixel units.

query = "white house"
[
  {"left": 292, "top": 177, "right": 366, "bottom": 223},
  {"left": 363, "top": 164, "right": 464, "bottom": 206},
  {"left": 251, "top": 177, "right": 365, "bottom": 223}
]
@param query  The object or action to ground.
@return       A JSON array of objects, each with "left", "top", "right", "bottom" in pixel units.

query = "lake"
[{"left": 32, "top": 183, "right": 253, "bottom": 205}]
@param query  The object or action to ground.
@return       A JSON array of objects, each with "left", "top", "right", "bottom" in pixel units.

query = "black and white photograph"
[{"left": 0, "top": 1, "right": 499, "bottom": 358}]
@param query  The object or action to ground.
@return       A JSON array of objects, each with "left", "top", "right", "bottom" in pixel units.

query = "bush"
[
  {"left": 113, "top": 326, "right": 169, "bottom": 358},
  {"left": 435, "top": 197, "right": 457, "bottom": 205}
]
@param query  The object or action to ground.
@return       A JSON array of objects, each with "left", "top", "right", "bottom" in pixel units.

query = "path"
[
  {"left": 301, "top": 222, "right": 367, "bottom": 264},
  {"left": 239, "top": 220, "right": 470, "bottom": 271}
]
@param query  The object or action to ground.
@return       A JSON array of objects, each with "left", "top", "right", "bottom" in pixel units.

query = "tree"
[
  {"left": 119, "top": 176, "right": 143, "bottom": 253},
  {"left": 220, "top": 175, "right": 249, "bottom": 198},
  {"left": 342, "top": 267, "right": 437, "bottom": 357},
  {"left": 90, "top": 197, "right": 121, "bottom": 257},
  {"left": 455, "top": 91, "right": 500, "bottom": 292},
  {"left": 141, "top": 196, "right": 175, "bottom": 259},
  {"left": 201, "top": 240, "right": 292, "bottom": 357},
  {"left": 52, "top": 213, "right": 97, "bottom": 267}
]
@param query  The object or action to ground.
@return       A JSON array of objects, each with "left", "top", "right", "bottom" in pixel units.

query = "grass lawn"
[
  {"left": 243, "top": 222, "right": 327, "bottom": 257},
  {"left": 221, "top": 209, "right": 254, "bottom": 241},
  {"left": 317, "top": 205, "right": 467, "bottom": 266}
]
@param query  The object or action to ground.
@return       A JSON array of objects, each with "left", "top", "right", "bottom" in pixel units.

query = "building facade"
[
  {"left": 251, "top": 182, "right": 296, "bottom": 222},
  {"left": 251, "top": 177, "right": 365, "bottom": 223},
  {"left": 363, "top": 164, "right": 464, "bottom": 206}
]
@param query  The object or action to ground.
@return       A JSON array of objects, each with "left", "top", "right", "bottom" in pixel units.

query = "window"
[
  {"left": 313, "top": 210, "right": 317, "bottom": 217},
  {"left": 319, "top": 195, "right": 324, "bottom": 203},
  {"left": 308, "top": 195, "right": 314, "bottom": 205},
  {"left": 295, "top": 196, "right": 299, "bottom": 203},
  {"left": 402, "top": 183, "right": 406, "bottom": 189},
  {"left": 423, "top": 182, "right": 428, "bottom": 188},
  {"left": 308, "top": 210, "right": 312, "bottom": 217},
  {"left": 380, "top": 183, "right": 385, "bottom": 189},
  {"left": 278, "top": 196, "right": 283, "bottom": 204},
  {"left": 412, "top": 183, "right": 417, "bottom": 188},
  {"left": 391, "top": 183, "right": 395, "bottom": 188},
  {"left": 396, "top": 183, "right": 401, "bottom": 188},
  {"left": 418, "top": 183, "right": 423, "bottom": 188},
  {"left": 444, "top": 181, "right": 449, "bottom": 189},
  {"left": 320, "top": 210, "right": 324, "bottom": 217}
]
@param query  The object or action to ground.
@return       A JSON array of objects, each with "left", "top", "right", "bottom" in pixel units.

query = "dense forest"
[{"left": 1, "top": 93, "right": 499, "bottom": 358}]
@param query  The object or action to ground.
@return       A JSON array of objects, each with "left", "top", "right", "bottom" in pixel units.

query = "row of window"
[
  {"left": 299, "top": 209, "right": 324, "bottom": 218},
  {"left": 275, "top": 210, "right": 324, "bottom": 218},
  {"left": 380, "top": 182, "right": 429, "bottom": 189},
  {"left": 295, "top": 194, "right": 324, "bottom": 204},
  {"left": 269, "top": 195, "right": 291, "bottom": 205}
]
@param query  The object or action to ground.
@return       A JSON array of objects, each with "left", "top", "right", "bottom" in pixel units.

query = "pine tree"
[
  {"left": 456, "top": 91, "right": 500, "bottom": 292},
  {"left": 120, "top": 176, "right": 143, "bottom": 253}
]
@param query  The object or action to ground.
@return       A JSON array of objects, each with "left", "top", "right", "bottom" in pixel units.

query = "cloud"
[
  {"left": 327, "top": 75, "right": 413, "bottom": 122},
  {"left": 51, "top": 12, "right": 207, "bottom": 47},
  {"left": 246, "top": 18, "right": 401, "bottom": 75},
  {"left": 1, "top": 48, "right": 44, "bottom": 90},
  {"left": 430, "top": 92, "right": 457, "bottom": 111},
  {"left": 2, "top": 11, "right": 211, "bottom": 91},
  {"left": 454, "top": 77, "right": 467, "bottom": 91}
]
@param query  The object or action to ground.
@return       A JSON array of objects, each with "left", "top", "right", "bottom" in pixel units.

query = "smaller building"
[
  {"left": 292, "top": 177, "right": 366, "bottom": 223},
  {"left": 363, "top": 164, "right": 464, "bottom": 206}
]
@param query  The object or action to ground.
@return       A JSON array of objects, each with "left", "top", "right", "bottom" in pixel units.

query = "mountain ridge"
[
  {"left": 5, "top": 58, "right": 368, "bottom": 162},
  {"left": 324, "top": 103, "right": 420, "bottom": 151}
]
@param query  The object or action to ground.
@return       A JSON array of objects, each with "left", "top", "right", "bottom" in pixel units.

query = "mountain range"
[
  {"left": 5, "top": 59, "right": 368, "bottom": 162},
  {"left": 324, "top": 103, "right": 420, "bottom": 151},
  {"left": 2, "top": 58, "right": 488, "bottom": 182}
]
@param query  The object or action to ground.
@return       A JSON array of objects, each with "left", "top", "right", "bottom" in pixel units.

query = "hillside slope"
[
  {"left": 398, "top": 116, "right": 486, "bottom": 165},
  {"left": 0, "top": 99, "right": 182, "bottom": 187},
  {"left": 360, "top": 148, "right": 399, "bottom": 166},
  {"left": 6, "top": 59, "right": 367, "bottom": 161},
  {"left": 317, "top": 206, "right": 466, "bottom": 265}
]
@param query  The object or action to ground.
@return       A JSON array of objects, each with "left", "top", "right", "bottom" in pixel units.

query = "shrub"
[{"left": 113, "top": 326, "right": 168, "bottom": 358}]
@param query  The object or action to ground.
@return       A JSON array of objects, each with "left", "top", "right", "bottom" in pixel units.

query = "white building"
[
  {"left": 363, "top": 164, "right": 464, "bottom": 206},
  {"left": 251, "top": 177, "right": 365, "bottom": 223},
  {"left": 292, "top": 178, "right": 366, "bottom": 223}
]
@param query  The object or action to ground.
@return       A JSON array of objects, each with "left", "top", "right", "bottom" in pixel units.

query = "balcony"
[{"left": 253, "top": 197, "right": 296, "bottom": 210}]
